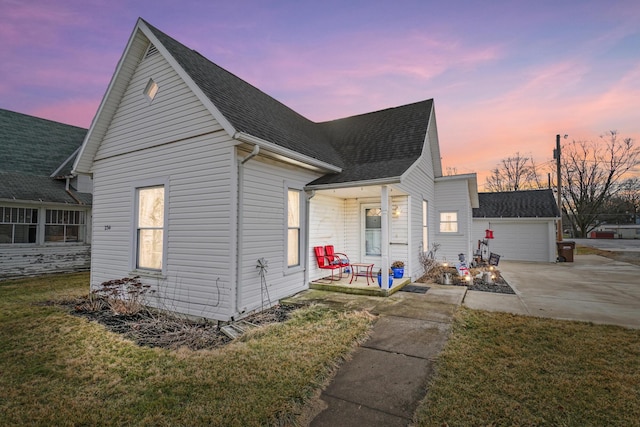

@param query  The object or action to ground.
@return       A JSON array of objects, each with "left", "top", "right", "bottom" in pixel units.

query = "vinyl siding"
[
  {"left": 95, "top": 44, "right": 221, "bottom": 161},
  {"left": 434, "top": 178, "right": 473, "bottom": 263},
  {"left": 238, "top": 156, "right": 321, "bottom": 316},
  {"left": 308, "top": 193, "right": 347, "bottom": 281},
  {"left": 91, "top": 131, "right": 234, "bottom": 320},
  {"left": 397, "top": 130, "right": 436, "bottom": 279}
]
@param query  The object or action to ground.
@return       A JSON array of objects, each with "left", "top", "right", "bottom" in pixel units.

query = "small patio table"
[{"left": 350, "top": 263, "right": 375, "bottom": 286}]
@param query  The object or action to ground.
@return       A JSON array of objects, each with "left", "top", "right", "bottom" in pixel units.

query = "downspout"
[
  {"left": 234, "top": 145, "right": 260, "bottom": 318},
  {"left": 65, "top": 176, "right": 84, "bottom": 205}
]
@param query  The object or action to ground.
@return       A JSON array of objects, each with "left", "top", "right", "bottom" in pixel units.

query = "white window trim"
[
  {"left": 438, "top": 210, "right": 459, "bottom": 234},
  {"left": 130, "top": 178, "right": 169, "bottom": 276},
  {"left": 284, "top": 183, "right": 305, "bottom": 274},
  {"left": 422, "top": 200, "right": 428, "bottom": 251}
]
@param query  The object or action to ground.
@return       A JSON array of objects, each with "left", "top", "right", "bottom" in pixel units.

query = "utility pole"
[{"left": 553, "top": 134, "right": 563, "bottom": 241}]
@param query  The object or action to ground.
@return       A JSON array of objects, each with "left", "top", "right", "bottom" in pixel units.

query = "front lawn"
[
  {"left": 415, "top": 308, "right": 640, "bottom": 426},
  {"left": 0, "top": 273, "right": 372, "bottom": 426}
]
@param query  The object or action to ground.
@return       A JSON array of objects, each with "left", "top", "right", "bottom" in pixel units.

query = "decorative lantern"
[{"left": 485, "top": 229, "right": 494, "bottom": 239}]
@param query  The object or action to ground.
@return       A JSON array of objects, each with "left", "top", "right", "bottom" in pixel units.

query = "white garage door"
[{"left": 476, "top": 221, "right": 552, "bottom": 262}]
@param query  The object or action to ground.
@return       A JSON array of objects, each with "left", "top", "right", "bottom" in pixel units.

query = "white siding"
[
  {"left": 397, "top": 134, "right": 436, "bottom": 278},
  {"left": 473, "top": 219, "right": 556, "bottom": 262},
  {"left": 238, "top": 156, "right": 322, "bottom": 316},
  {"left": 95, "top": 46, "right": 221, "bottom": 161},
  {"left": 91, "top": 131, "right": 235, "bottom": 320},
  {"left": 434, "top": 179, "right": 473, "bottom": 264},
  {"left": 308, "top": 193, "right": 347, "bottom": 280}
]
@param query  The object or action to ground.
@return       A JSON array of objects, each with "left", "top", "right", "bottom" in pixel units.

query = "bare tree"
[
  {"left": 561, "top": 131, "right": 640, "bottom": 237},
  {"left": 484, "top": 152, "right": 545, "bottom": 192}
]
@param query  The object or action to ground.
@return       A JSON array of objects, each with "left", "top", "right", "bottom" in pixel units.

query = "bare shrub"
[{"left": 91, "top": 276, "right": 154, "bottom": 316}]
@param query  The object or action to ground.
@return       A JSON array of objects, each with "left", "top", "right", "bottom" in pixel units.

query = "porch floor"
[{"left": 310, "top": 275, "right": 411, "bottom": 297}]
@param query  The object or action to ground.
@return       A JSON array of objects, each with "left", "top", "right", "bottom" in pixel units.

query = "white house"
[
  {"left": 472, "top": 189, "right": 560, "bottom": 263},
  {"left": 0, "top": 109, "right": 92, "bottom": 279},
  {"left": 73, "top": 18, "right": 478, "bottom": 321}
]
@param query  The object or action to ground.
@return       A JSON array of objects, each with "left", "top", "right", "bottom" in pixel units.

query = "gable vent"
[{"left": 144, "top": 44, "right": 159, "bottom": 59}]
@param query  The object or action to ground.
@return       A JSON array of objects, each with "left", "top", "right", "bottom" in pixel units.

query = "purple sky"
[{"left": 2, "top": 0, "right": 639, "bottom": 186}]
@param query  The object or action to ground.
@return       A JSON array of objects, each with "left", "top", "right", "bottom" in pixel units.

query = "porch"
[
  {"left": 307, "top": 184, "right": 413, "bottom": 293},
  {"left": 309, "top": 275, "right": 412, "bottom": 297}
]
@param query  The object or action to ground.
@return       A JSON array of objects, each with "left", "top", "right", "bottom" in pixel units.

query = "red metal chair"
[
  {"left": 324, "top": 245, "right": 350, "bottom": 272},
  {"left": 314, "top": 246, "right": 343, "bottom": 282}
]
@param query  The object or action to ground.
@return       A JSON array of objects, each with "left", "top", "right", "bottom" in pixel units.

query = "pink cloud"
[{"left": 31, "top": 98, "right": 100, "bottom": 129}]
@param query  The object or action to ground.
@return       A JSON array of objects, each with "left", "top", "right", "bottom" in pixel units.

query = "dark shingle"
[
  {"left": 0, "top": 109, "right": 87, "bottom": 177},
  {"left": 0, "top": 109, "right": 90, "bottom": 204},
  {"left": 0, "top": 173, "right": 92, "bottom": 205},
  {"left": 473, "top": 189, "right": 560, "bottom": 218},
  {"left": 143, "top": 20, "right": 431, "bottom": 185}
]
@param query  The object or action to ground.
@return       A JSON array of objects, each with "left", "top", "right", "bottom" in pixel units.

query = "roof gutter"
[
  {"left": 305, "top": 176, "right": 401, "bottom": 191},
  {"left": 65, "top": 177, "right": 84, "bottom": 205},
  {"left": 233, "top": 131, "right": 341, "bottom": 173}
]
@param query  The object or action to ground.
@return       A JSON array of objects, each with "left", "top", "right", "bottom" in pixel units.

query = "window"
[
  {"left": 287, "top": 189, "right": 301, "bottom": 267},
  {"left": 45, "top": 209, "right": 85, "bottom": 242},
  {"left": 422, "top": 200, "right": 428, "bottom": 251},
  {"left": 0, "top": 207, "right": 38, "bottom": 244},
  {"left": 439, "top": 212, "right": 458, "bottom": 233},
  {"left": 143, "top": 78, "right": 159, "bottom": 102},
  {"left": 365, "top": 207, "right": 382, "bottom": 256},
  {"left": 136, "top": 186, "right": 164, "bottom": 270}
]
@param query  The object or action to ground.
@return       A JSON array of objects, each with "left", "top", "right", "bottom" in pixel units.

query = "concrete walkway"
[
  {"left": 284, "top": 254, "right": 640, "bottom": 425},
  {"left": 463, "top": 254, "right": 640, "bottom": 329},
  {"left": 283, "top": 283, "right": 466, "bottom": 426}
]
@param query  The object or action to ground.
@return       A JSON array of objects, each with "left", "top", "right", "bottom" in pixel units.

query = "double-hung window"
[
  {"left": 287, "top": 189, "right": 301, "bottom": 267},
  {"left": 136, "top": 186, "right": 165, "bottom": 270},
  {"left": 439, "top": 212, "right": 458, "bottom": 233}
]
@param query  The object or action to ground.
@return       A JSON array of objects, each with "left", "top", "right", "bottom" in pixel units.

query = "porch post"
[{"left": 381, "top": 185, "right": 390, "bottom": 288}]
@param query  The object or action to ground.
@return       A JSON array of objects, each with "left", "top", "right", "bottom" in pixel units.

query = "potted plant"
[
  {"left": 391, "top": 261, "right": 405, "bottom": 278},
  {"left": 377, "top": 268, "right": 394, "bottom": 288}
]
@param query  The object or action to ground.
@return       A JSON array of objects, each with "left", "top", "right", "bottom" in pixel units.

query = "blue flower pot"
[
  {"left": 392, "top": 267, "right": 404, "bottom": 278},
  {"left": 377, "top": 274, "right": 393, "bottom": 288}
]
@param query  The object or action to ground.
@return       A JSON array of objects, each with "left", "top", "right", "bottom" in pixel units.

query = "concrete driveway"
[{"left": 464, "top": 254, "right": 640, "bottom": 329}]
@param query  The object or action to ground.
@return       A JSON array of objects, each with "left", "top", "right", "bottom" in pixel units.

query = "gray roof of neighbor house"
[
  {"left": 473, "top": 189, "right": 560, "bottom": 218},
  {"left": 144, "top": 20, "right": 432, "bottom": 185},
  {"left": 0, "top": 109, "right": 91, "bottom": 205}
]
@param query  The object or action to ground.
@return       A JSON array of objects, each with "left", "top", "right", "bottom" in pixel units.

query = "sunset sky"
[{"left": 2, "top": 0, "right": 639, "bottom": 187}]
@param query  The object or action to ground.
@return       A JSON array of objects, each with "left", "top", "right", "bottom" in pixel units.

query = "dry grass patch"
[
  {"left": 0, "top": 273, "right": 373, "bottom": 426},
  {"left": 414, "top": 308, "right": 640, "bottom": 426}
]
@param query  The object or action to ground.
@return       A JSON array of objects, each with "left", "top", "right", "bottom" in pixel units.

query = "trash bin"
[{"left": 556, "top": 241, "right": 575, "bottom": 262}]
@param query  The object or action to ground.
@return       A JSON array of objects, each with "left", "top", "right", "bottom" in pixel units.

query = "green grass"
[
  {"left": 0, "top": 273, "right": 372, "bottom": 426},
  {"left": 415, "top": 308, "right": 640, "bottom": 426}
]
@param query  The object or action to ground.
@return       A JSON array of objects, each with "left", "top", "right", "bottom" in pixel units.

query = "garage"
[{"left": 472, "top": 190, "right": 560, "bottom": 263}]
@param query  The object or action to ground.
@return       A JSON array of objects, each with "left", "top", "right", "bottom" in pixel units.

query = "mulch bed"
[
  {"left": 417, "top": 265, "right": 515, "bottom": 295},
  {"left": 60, "top": 297, "right": 298, "bottom": 351}
]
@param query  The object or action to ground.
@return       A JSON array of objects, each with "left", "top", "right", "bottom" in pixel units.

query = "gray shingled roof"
[
  {"left": 144, "top": 20, "right": 431, "bottom": 185},
  {"left": 473, "top": 189, "right": 560, "bottom": 218},
  {"left": 0, "top": 109, "right": 91, "bottom": 204}
]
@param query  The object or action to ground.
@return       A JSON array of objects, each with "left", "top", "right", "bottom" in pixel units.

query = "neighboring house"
[
  {"left": 0, "top": 109, "right": 92, "bottom": 279},
  {"left": 472, "top": 189, "right": 560, "bottom": 262},
  {"left": 73, "top": 18, "right": 478, "bottom": 321}
]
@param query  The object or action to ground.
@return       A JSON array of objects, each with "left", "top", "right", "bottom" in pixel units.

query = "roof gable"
[
  {"left": 308, "top": 100, "right": 433, "bottom": 185},
  {"left": 473, "top": 189, "right": 560, "bottom": 218},
  {"left": 75, "top": 18, "right": 441, "bottom": 186},
  {"left": 0, "top": 109, "right": 86, "bottom": 177}
]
